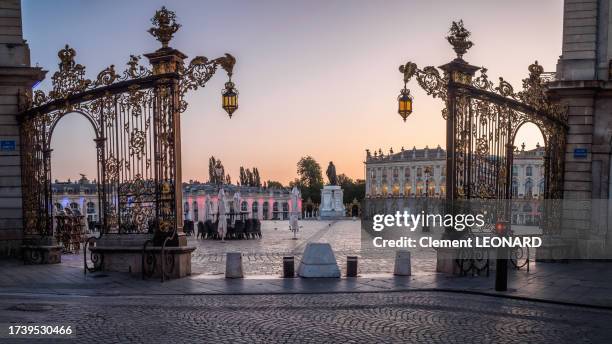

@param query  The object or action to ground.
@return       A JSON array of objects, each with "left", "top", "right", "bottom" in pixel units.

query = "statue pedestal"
[{"left": 320, "top": 185, "right": 345, "bottom": 219}]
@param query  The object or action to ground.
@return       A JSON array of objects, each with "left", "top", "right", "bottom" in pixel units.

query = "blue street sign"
[
  {"left": 574, "top": 148, "right": 588, "bottom": 158},
  {"left": 0, "top": 140, "right": 16, "bottom": 151}
]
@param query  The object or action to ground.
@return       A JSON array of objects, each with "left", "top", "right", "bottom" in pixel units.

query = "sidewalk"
[{"left": 1, "top": 259, "right": 612, "bottom": 308}]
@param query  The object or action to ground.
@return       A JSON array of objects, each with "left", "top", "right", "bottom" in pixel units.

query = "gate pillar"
[{"left": 0, "top": 0, "right": 49, "bottom": 260}]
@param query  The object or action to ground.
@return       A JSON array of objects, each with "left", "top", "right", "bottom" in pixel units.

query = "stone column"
[{"left": 0, "top": 0, "right": 46, "bottom": 257}]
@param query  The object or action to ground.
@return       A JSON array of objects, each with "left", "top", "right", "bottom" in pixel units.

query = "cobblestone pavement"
[
  {"left": 186, "top": 220, "right": 438, "bottom": 276},
  {"left": 1, "top": 291, "right": 611, "bottom": 343},
  {"left": 61, "top": 220, "right": 439, "bottom": 276}
]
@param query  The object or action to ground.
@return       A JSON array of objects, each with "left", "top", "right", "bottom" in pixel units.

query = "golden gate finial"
[{"left": 148, "top": 6, "right": 181, "bottom": 49}]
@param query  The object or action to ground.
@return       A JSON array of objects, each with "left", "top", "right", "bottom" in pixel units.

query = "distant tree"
[
  {"left": 297, "top": 156, "right": 323, "bottom": 203},
  {"left": 225, "top": 174, "right": 232, "bottom": 185},
  {"left": 266, "top": 180, "right": 284, "bottom": 189},
  {"left": 253, "top": 168, "right": 261, "bottom": 187},
  {"left": 337, "top": 173, "right": 353, "bottom": 186},
  {"left": 246, "top": 168, "right": 254, "bottom": 186},
  {"left": 239, "top": 167, "right": 247, "bottom": 185}
]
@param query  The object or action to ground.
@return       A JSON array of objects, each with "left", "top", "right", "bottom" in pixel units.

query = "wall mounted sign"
[
  {"left": 573, "top": 148, "right": 588, "bottom": 158},
  {"left": 0, "top": 140, "right": 16, "bottom": 151}
]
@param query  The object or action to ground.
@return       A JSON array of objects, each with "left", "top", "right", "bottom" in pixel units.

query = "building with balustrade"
[
  {"left": 51, "top": 177, "right": 302, "bottom": 228},
  {"left": 365, "top": 146, "right": 447, "bottom": 198},
  {"left": 182, "top": 183, "right": 301, "bottom": 222},
  {"left": 364, "top": 145, "right": 545, "bottom": 225}
]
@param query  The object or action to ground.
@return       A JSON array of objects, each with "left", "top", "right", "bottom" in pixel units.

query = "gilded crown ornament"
[
  {"left": 446, "top": 20, "right": 473, "bottom": 60},
  {"left": 148, "top": 6, "right": 181, "bottom": 48}
]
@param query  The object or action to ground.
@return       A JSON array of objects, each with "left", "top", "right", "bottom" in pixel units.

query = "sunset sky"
[{"left": 23, "top": 0, "right": 563, "bottom": 185}]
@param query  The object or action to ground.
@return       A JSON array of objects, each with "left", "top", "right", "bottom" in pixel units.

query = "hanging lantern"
[
  {"left": 397, "top": 87, "right": 413, "bottom": 121},
  {"left": 222, "top": 81, "right": 238, "bottom": 117}
]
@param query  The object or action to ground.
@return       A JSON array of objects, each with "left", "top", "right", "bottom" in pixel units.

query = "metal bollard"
[
  {"left": 283, "top": 256, "right": 295, "bottom": 278},
  {"left": 346, "top": 256, "right": 358, "bottom": 277}
]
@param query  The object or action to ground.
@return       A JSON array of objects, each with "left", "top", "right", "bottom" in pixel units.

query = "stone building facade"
[
  {"left": 365, "top": 146, "right": 447, "bottom": 198},
  {"left": 365, "top": 145, "right": 545, "bottom": 225},
  {"left": 548, "top": 0, "right": 612, "bottom": 257},
  {"left": 50, "top": 179, "right": 302, "bottom": 228},
  {"left": 0, "top": 0, "right": 45, "bottom": 257},
  {"left": 182, "top": 183, "right": 301, "bottom": 222}
]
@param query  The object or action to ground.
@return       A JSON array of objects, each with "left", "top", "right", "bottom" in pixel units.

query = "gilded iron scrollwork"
[
  {"left": 398, "top": 20, "right": 567, "bottom": 235},
  {"left": 19, "top": 7, "right": 237, "bottom": 239}
]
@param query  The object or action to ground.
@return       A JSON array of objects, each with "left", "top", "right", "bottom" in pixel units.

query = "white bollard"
[
  {"left": 225, "top": 252, "right": 243, "bottom": 278},
  {"left": 394, "top": 251, "right": 411, "bottom": 276}
]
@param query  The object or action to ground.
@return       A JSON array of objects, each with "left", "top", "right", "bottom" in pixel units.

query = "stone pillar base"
[
  {"left": 21, "top": 236, "right": 62, "bottom": 264},
  {"left": 21, "top": 244, "right": 62, "bottom": 264},
  {"left": 91, "top": 245, "right": 196, "bottom": 279},
  {"left": 88, "top": 233, "right": 195, "bottom": 280},
  {"left": 535, "top": 236, "right": 571, "bottom": 262}
]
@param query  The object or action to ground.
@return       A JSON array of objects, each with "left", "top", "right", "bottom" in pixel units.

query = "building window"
[
  {"left": 86, "top": 202, "right": 95, "bottom": 214},
  {"left": 273, "top": 202, "right": 279, "bottom": 219},
  {"left": 241, "top": 201, "right": 248, "bottom": 212},
  {"left": 282, "top": 202, "right": 289, "bottom": 220},
  {"left": 404, "top": 184, "right": 412, "bottom": 196},
  {"left": 55, "top": 203, "right": 63, "bottom": 211},
  {"left": 417, "top": 168, "right": 422, "bottom": 177},
  {"left": 70, "top": 202, "right": 79, "bottom": 210},
  {"left": 416, "top": 181, "right": 424, "bottom": 196},
  {"left": 512, "top": 166, "right": 518, "bottom": 176},
  {"left": 404, "top": 168, "right": 410, "bottom": 179},
  {"left": 539, "top": 180, "right": 545, "bottom": 195},
  {"left": 525, "top": 179, "right": 533, "bottom": 198},
  {"left": 193, "top": 201, "right": 198, "bottom": 221},
  {"left": 512, "top": 179, "right": 518, "bottom": 197},
  {"left": 252, "top": 201, "right": 259, "bottom": 216},
  {"left": 263, "top": 202, "right": 269, "bottom": 220},
  {"left": 526, "top": 166, "right": 533, "bottom": 177}
]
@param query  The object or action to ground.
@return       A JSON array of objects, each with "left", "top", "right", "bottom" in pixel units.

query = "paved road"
[{"left": 1, "top": 291, "right": 611, "bottom": 343}]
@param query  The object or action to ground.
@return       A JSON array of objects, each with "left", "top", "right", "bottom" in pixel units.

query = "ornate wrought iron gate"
[
  {"left": 18, "top": 7, "right": 237, "bottom": 244},
  {"left": 399, "top": 21, "right": 567, "bottom": 229}
]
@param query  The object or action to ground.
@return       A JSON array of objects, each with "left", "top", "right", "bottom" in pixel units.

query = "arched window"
[
  {"left": 184, "top": 201, "right": 190, "bottom": 219},
  {"left": 193, "top": 201, "right": 198, "bottom": 221},
  {"left": 241, "top": 201, "right": 248, "bottom": 212},
  {"left": 512, "top": 179, "right": 518, "bottom": 197},
  {"left": 404, "top": 184, "right": 412, "bottom": 196},
  {"left": 70, "top": 202, "right": 79, "bottom": 210},
  {"left": 86, "top": 202, "right": 95, "bottom": 214},
  {"left": 428, "top": 181, "right": 435, "bottom": 196},
  {"left": 525, "top": 179, "right": 533, "bottom": 198},
  {"left": 282, "top": 202, "right": 289, "bottom": 220},
  {"left": 392, "top": 183, "right": 400, "bottom": 196},
  {"left": 272, "top": 201, "right": 279, "bottom": 219},
  {"left": 262, "top": 201, "right": 269, "bottom": 220},
  {"left": 252, "top": 201, "right": 259, "bottom": 216},
  {"left": 416, "top": 181, "right": 424, "bottom": 196},
  {"left": 538, "top": 180, "right": 545, "bottom": 195},
  {"left": 55, "top": 203, "right": 63, "bottom": 211}
]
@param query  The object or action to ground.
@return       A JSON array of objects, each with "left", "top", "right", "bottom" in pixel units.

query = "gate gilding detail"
[
  {"left": 398, "top": 21, "right": 567, "bottom": 232},
  {"left": 19, "top": 7, "right": 238, "bottom": 242}
]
